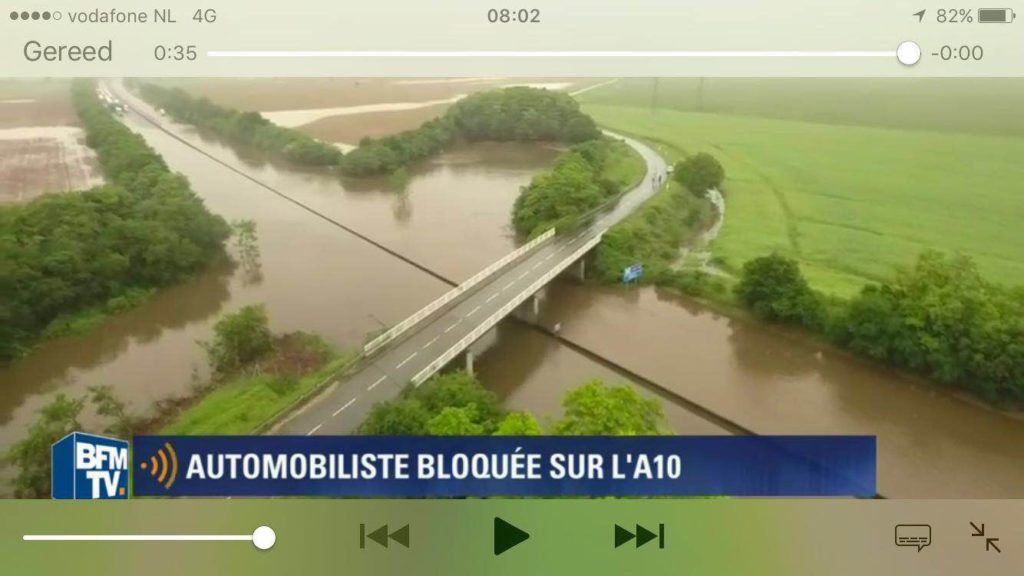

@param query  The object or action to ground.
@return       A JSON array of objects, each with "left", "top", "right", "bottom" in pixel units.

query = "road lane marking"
[
  {"left": 518, "top": 271, "right": 529, "bottom": 280},
  {"left": 466, "top": 305, "right": 481, "bottom": 317},
  {"left": 368, "top": 375, "right": 387, "bottom": 391},
  {"left": 543, "top": 254, "right": 554, "bottom": 261},
  {"left": 532, "top": 262, "right": 542, "bottom": 271},
  {"left": 395, "top": 352, "right": 418, "bottom": 369},
  {"left": 503, "top": 282, "right": 515, "bottom": 291},
  {"left": 306, "top": 423, "right": 323, "bottom": 435},
  {"left": 423, "top": 335, "right": 439, "bottom": 349},
  {"left": 485, "top": 293, "right": 498, "bottom": 303},
  {"left": 332, "top": 398, "right": 357, "bottom": 417},
  {"left": 444, "top": 320, "right": 461, "bottom": 333}
]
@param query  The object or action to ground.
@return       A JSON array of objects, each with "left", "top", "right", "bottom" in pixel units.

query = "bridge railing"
[
  {"left": 411, "top": 232, "right": 604, "bottom": 386},
  {"left": 363, "top": 227, "right": 556, "bottom": 355}
]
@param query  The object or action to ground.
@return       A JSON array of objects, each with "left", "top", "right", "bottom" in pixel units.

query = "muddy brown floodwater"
[
  {"left": 2, "top": 84, "right": 1021, "bottom": 499},
  {"left": 0, "top": 102, "right": 559, "bottom": 457},
  {"left": 511, "top": 280, "right": 1024, "bottom": 498}
]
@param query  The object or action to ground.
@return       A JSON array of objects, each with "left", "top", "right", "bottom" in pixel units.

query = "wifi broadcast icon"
[{"left": 140, "top": 442, "right": 179, "bottom": 490}]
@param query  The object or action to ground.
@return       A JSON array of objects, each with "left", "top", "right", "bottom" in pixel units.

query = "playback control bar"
[{"left": 6, "top": 499, "right": 1019, "bottom": 575}]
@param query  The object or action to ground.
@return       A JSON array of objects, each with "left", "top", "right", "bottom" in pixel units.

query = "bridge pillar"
[
  {"left": 465, "top": 350, "right": 475, "bottom": 376},
  {"left": 568, "top": 257, "right": 586, "bottom": 281},
  {"left": 513, "top": 292, "right": 542, "bottom": 324}
]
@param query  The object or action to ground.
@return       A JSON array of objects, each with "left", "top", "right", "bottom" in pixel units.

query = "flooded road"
[{"left": 2, "top": 86, "right": 1021, "bottom": 498}]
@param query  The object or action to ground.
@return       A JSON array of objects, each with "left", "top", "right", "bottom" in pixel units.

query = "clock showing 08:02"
[{"left": 487, "top": 9, "right": 541, "bottom": 23}]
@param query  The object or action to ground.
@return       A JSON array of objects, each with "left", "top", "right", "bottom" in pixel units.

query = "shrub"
[
  {"left": 202, "top": 304, "right": 274, "bottom": 375},
  {"left": 734, "top": 254, "right": 823, "bottom": 327},
  {"left": 674, "top": 152, "right": 725, "bottom": 196}
]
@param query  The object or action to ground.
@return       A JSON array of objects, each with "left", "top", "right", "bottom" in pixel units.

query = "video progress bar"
[
  {"left": 23, "top": 526, "right": 277, "bottom": 550},
  {"left": 207, "top": 50, "right": 896, "bottom": 59}
]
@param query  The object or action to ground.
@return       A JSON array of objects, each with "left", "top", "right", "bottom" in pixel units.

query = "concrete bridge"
[{"left": 276, "top": 133, "right": 668, "bottom": 436}]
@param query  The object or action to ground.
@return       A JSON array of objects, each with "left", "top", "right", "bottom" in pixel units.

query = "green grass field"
[
  {"left": 600, "top": 138, "right": 647, "bottom": 189},
  {"left": 581, "top": 95, "right": 1024, "bottom": 297},
  {"left": 579, "top": 78, "right": 1024, "bottom": 138},
  {"left": 160, "top": 353, "right": 356, "bottom": 435}
]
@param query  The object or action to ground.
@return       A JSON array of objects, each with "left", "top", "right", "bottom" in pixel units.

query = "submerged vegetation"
[
  {"left": 5, "top": 305, "right": 345, "bottom": 496},
  {"left": 133, "top": 81, "right": 603, "bottom": 179},
  {"left": 0, "top": 80, "right": 230, "bottom": 360},
  {"left": 733, "top": 252, "right": 1024, "bottom": 403},
  {"left": 338, "top": 87, "right": 601, "bottom": 176},
  {"left": 133, "top": 82, "right": 344, "bottom": 166}
]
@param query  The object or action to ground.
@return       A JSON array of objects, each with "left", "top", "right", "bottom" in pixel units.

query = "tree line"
[
  {"left": 358, "top": 371, "right": 664, "bottom": 436},
  {"left": 133, "top": 82, "right": 602, "bottom": 178},
  {"left": 338, "top": 87, "right": 602, "bottom": 177},
  {"left": 133, "top": 82, "right": 344, "bottom": 166},
  {"left": 735, "top": 251, "right": 1024, "bottom": 403},
  {"left": 0, "top": 80, "right": 231, "bottom": 360}
]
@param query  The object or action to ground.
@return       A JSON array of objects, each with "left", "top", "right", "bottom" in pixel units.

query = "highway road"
[{"left": 275, "top": 133, "right": 668, "bottom": 435}]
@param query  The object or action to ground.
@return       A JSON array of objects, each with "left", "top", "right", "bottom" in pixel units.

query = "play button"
[{"left": 493, "top": 517, "right": 530, "bottom": 556}]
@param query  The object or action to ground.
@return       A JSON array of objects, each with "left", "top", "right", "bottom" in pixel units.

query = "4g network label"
[{"left": 132, "top": 435, "right": 876, "bottom": 497}]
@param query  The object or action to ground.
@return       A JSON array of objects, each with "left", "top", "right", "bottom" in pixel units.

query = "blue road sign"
[{"left": 623, "top": 264, "right": 643, "bottom": 283}]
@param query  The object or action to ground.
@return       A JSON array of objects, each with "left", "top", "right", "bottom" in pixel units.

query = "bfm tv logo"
[
  {"left": 52, "top": 433, "right": 181, "bottom": 498},
  {"left": 52, "top": 432, "right": 129, "bottom": 499}
]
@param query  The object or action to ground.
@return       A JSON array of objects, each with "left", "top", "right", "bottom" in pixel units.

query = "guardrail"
[
  {"left": 410, "top": 233, "right": 604, "bottom": 386},
  {"left": 362, "top": 227, "right": 556, "bottom": 355}
]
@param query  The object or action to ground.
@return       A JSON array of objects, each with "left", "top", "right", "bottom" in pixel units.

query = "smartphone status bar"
[{"left": 1, "top": 0, "right": 1022, "bottom": 76}]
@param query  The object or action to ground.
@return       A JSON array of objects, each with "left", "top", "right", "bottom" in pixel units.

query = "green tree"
[
  {"left": 511, "top": 140, "right": 625, "bottom": 237},
  {"left": 414, "top": 371, "right": 503, "bottom": 431},
  {"left": 6, "top": 394, "right": 84, "bottom": 498},
  {"left": 674, "top": 152, "right": 725, "bottom": 197},
  {"left": 202, "top": 304, "right": 274, "bottom": 374},
  {"left": 135, "top": 83, "right": 342, "bottom": 167},
  {"left": 0, "top": 80, "right": 230, "bottom": 360},
  {"left": 426, "top": 406, "right": 485, "bottom": 435},
  {"left": 358, "top": 398, "right": 431, "bottom": 435},
  {"left": 734, "top": 254, "right": 822, "bottom": 327},
  {"left": 88, "top": 385, "right": 144, "bottom": 438},
  {"left": 835, "top": 251, "right": 1024, "bottom": 401},
  {"left": 493, "top": 412, "right": 543, "bottom": 436},
  {"left": 552, "top": 380, "right": 663, "bottom": 435},
  {"left": 339, "top": 86, "right": 600, "bottom": 177}
]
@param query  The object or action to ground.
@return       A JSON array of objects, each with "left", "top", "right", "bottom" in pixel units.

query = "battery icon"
[{"left": 977, "top": 8, "right": 1015, "bottom": 22}]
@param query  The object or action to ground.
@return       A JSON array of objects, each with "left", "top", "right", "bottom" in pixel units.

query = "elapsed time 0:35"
[
  {"left": 487, "top": 8, "right": 540, "bottom": 23},
  {"left": 154, "top": 45, "right": 197, "bottom": 61}
]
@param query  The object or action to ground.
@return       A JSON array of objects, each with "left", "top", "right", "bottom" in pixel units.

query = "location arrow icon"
[{"left": 494, "top": 517, "right": 530, "bottom": 556}]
